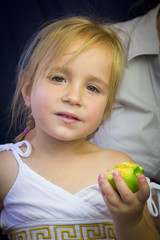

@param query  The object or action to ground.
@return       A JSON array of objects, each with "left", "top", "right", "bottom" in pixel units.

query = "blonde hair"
[{"left": 11, "top": 16, "right": 124, "bottom": 142}]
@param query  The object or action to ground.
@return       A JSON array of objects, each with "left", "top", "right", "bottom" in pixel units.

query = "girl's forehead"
[
  {"left": 55, "top": 40, "right": 111, "bottom": 62},
  {"left": 43, "top": 40, "right": 85, "bottom": 71},
  {"left": 39, "top": 39, "right": 113, "bottom": 78},
  {"left": 63, "top": 39, "right": 87, "bottom": 54},
  {"left": 51, "top": 43, "right": 111, "bottom": 68},
  {"left": 64, "top": 38, "right": 110, "bottom": 54}
]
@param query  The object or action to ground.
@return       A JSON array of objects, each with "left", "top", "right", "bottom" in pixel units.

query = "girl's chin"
[{"left": 55, "top": 136, "right": 84, "bottom": 142}]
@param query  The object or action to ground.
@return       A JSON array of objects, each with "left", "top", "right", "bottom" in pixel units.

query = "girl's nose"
[{"left": 62, "top": 84, "right": 82, "bottom": 106}]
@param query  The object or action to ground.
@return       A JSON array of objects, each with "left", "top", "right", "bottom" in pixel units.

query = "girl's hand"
[{"left": 98, "top": 171, "right": 150, "bottom": 226}]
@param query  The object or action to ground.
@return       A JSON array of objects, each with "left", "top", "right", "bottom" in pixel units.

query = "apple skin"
[{"left": 106, "top": 161, "right": 145, "bottom": 193}]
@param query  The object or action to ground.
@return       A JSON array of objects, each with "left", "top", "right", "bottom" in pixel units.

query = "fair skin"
[{"left": 0, "top": 41, "right": 159, "bottom": 240}]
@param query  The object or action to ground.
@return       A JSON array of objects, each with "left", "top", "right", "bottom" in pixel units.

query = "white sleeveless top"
[{"left": 0, "top": 140, "right": 159, "bottom": 240}]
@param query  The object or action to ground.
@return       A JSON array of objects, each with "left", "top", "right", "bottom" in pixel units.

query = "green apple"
[{"left": 106, "top": 161, "right": 145, "bottom": 193}]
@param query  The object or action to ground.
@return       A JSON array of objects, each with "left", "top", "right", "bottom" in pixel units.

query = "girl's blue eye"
[
  {"left": 52, "top": 76, "right": 65, "bottom": 82},
  {"left": 87, "top": 85, "right": 100, "bottom": 93}
]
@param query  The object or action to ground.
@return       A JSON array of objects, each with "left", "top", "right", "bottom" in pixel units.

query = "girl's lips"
[{"left": 56, "top": 112, "right": 80, "bottom": 123}]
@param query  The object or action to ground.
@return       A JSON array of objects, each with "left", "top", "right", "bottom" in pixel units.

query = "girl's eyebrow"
[
  {"left": 50, "top": 66, "right": 65, "bottom": 73},
  {"left": 87, "top": 74, "right": 109, "bottom": 88}
]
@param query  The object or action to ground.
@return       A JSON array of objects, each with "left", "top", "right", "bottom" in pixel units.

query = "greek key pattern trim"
[{"left": 8, "top": 223, "right": 116, "bottom": 240}]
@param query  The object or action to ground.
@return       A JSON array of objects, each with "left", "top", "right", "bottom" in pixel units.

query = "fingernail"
[
  {"left": 138, "top": 174, "right": 145, "bottom": 181},
  {"left": 113, "top": 170, "right": 120, "bottom": 177},
  {"left": 98, "top": 173, "right": 104, "bottom": 183}
]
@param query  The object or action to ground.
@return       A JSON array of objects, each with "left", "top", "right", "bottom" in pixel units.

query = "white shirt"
[
  {"left": 92, "top": 5, "right": 160, "bottom": 183},
  {"left": 0, "top": 141, "right": 112, "bottom": 235},
  {"left": 0, "top": 141, "right": 160, "bottom": 238}
]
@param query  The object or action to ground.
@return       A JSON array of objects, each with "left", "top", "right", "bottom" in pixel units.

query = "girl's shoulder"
[
  {"left": 0, "top": 149, "right": 19, "bottom": 209},
  {"left": 0, "top": 149, "right": 17, "bottom": 170},
  {"left": 103, "top": 147, "right": 133, "bottom": 163},
  {"left": 88, "top": 142, "right": 133, "bottom": 172},
  {"left": 95, "top": 143, "right": 133, "bottom": 164},
  {"left": 102, "top": 149, "right": 133, "bottom": 169},
  {"left": 0, "top": 146, "right": 19, "bottom": 166}
]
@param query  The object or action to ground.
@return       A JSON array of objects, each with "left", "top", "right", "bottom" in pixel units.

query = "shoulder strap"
[
  {"left": 146, "top": 177, "right": 160, "bottom": 217},
  {"left": 0, "top": 140, "right": 32, "bottom": 165}
]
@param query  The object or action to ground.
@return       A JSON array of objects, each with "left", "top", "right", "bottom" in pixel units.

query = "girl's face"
[{"left": 25, "top": 42, "right": 112, "bottom": 141}]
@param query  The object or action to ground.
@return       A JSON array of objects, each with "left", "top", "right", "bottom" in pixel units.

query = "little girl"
[{"left": 0, "top": 16, "right": 159, "bottom": 240}]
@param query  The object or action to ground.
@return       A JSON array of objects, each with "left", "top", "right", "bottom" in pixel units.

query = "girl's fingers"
[
  {"left": 98, "top": 172, "right": 150, "bottom": 207},
  {"left": 137, "top": 174, "right": 150, "bottom": 203},
  {"left": 112, "top": 171, "right": 133, "bottom": 204},
  {"left": 98, "top": 173, "right": 113, "bottom": 197},
  {"left": 98, "top": 173, "right": 120, "bottom": 205}
]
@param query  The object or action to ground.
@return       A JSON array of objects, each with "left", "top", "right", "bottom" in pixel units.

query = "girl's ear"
[{"left": 22, "top": 74, "right": 32, "bottom": 107}]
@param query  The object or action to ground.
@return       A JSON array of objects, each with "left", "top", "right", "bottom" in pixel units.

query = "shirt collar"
[{"left": 128, "top": 4, "right": 160, "bottom": 61}]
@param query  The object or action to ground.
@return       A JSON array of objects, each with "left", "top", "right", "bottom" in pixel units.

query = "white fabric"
[
  {"left": 147, "top": 178, "right": 160, "bottom": 217},
  {"left": 0, "top": 141, "right": 111, "bottom": 234},
  {"left": 0, "top": 140, "right": 159, "bottom": 236},
  {"left": 92, "top": 5, "right": 160, "bottom": 183},
  {"left": 8, "top": 223, "right": 116, "bottom": 240}
]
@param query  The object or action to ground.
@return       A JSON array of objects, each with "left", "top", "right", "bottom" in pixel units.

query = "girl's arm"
[
  {"left": 0, "top": 151, "right": 18, "bottom": 212},
  {"left": 98, "top": 172, "right": 160, "bottom": 240},
  {"left": 152, "top": 195, "right": 160, "bottom": 232}
]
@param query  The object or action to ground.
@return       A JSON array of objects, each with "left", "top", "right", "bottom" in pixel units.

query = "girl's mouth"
[
  {"left": 56, "top": 112, "right": 80, "bottom": 123},
  {"left": 59, "top": 114, "right": 79, "bottom": 120}
]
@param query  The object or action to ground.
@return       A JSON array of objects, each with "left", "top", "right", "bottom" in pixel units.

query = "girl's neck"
[{"left": 30, "top": 131, "right": 91, "bottom": 158}]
